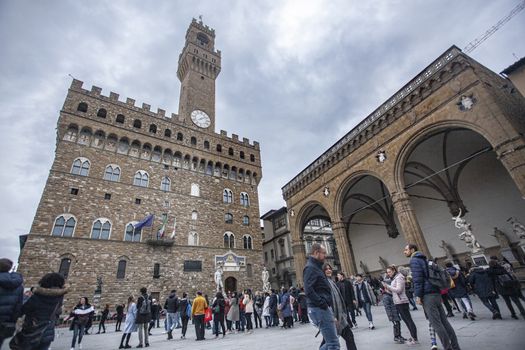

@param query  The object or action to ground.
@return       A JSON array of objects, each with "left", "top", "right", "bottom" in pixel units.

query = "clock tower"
[{"left": 177, "top": 18, "right": 221, "bottom": 132}]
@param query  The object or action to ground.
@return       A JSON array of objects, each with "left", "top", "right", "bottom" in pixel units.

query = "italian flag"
[{"left": 157, "top": 216, "right": 168, "bottom": 238}]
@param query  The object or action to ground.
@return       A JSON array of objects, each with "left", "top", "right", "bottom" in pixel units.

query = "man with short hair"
[
  {"left": 191, "top": 291, "right": 208, "bottom": 341},
  {"left": 135, "top": 287, "right": 152, "bottom": 348},
  {"left": 354, "top": 273, "right": 375, "bottom": 329},
  {"left": 164, "top": 289, "right": 178, "bottom": 340},
  {"left": 303, "top": 243, "right": 340, "bottom": 350},
  {"left": 336, "top": 272, "right": 357, "bottom": 327},
  {"left": 0, "top": 258, "right": 23, "bottom": 348},
  {"left": 404, "top": 244, "right": 460, "bottom": 350}
]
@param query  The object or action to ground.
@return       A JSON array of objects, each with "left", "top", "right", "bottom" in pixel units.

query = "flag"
[
  {"left": 134, "top": 214, "right": 154, "bottom": 230},
  {"left": 157, "top": 215, "right": 168, "bottom": 238},
  {"left": 170, "top": 218, "right": 177, "bottom": 239}
]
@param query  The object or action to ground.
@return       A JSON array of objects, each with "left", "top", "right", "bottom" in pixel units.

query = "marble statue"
[
  {"left": 262, "top": 267, "right": 270, "bottom": 293},
  {"left": 439, "top": 240, "right": 454, "bottom": 261},
  {"left": 490, "top": 227, "right": 511, "bottom": 248},
  {"left": 453, "top": 209, "right": 483, "bottom": 254},
  {"left": 378, "top": 256, "right": 388, "bottom": 270},
  {"left": 508, "top": 217, "right": 525, "bottom": 240},
  {"left": 359, "top": 260, "right": 368, "bottom": 274},
  {"left": 214, "top": 262, "right": 224, "bottom": 292}
]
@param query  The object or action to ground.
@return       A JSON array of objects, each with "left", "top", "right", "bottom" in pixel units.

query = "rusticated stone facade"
[{"left": 18, "top": 18, "right": 263, "bottom": 310}]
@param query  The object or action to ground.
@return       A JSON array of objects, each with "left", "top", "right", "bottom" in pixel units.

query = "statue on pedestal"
[
  {"left": 262, "top": 267, "right": 270, "bottom": 293},
  {"left": 439, "top": 240, "right": 454, "bottom": 261},
  {"left": 453, "top": 209, "right": 483, "bottom": 254},
  {"left": 214, "top": 262, "right": 224, "bottom": 292},
  {"left": 378, "top": 256, "right": 388, "bottom": 270},
  {"left": 490, "top": 227, "right": 511, "bottom": 248}
]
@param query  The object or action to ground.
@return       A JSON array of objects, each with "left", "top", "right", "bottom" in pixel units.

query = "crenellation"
[
  {"left": 157, "top": 108, "right": 166, "bottom": 118},
  {"left": 220, "top": 130, "right": 227, "bottom": 137},
  {"left": 91, "top": 86, "right": 102, "bottom": 95},
  {"left": 243, "top": 137, "right": 250, "bottom": 145},
  {"left": 253, "top": 141, "right": 260, "bottom": 150},
  {"left": 142, "top": 102, "right": 151, "bottom": 111},
  {"left": 109, "top": 92, "right": 119, "bottom": 101},
  {"left": 232, "top": 134, "right": 239, "bottom": 142},
  {"left": 126, "top": 97, "right": 136, "bottom": 106},
  {"left": 71, "top": 79, "right": 84, "bottom": 89}
]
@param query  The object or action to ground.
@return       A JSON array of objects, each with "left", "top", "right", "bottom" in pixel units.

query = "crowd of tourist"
[{"left": 0, "top": 245, "right": 524, "bottom": 350}]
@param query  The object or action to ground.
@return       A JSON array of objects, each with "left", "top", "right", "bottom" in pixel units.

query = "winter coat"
[
  {"left": 116, "top": 304, "right": 124, "bottom": 321},
  {"left": 468, "top": 267, "right": 496, "bottom": 298},
  {"left": 0, "top": 271, "right": 23, "bottom": 323},
  {"left": 303, "top": 256, "right": 332, "bottom": 309},
  {"left": 409, "top": 251, "right": 440, "bottom": 298},
  {"left": 269, "top": 293, "right": 278, "bottom": 313},
  {"left": 488, "top": 264, "right": 520, "bottom": 297},
  {"left": 135, "top": 293, "right": 152, "bottom": 324},
  {"left": 19, "top": 286, "right": 66, "bottom": 346},
  {"left": 243, "top": 295, "right": 254, "bottom": 313},
  {"left": 227, "top": 297, "right": 239, "bottom": 321},
  {"left": 178, "top": 298, "right": 189, "bottom": 317},
  {"left": 262, "top": 296, "right": 271, "bottom": 317},
  {"left": 70, "top": 303, "right": 94, "bottom": 328},
  {"left": 279, "top": 292, "right": 293, "bottom": 318},
  {"left": 151, "top": 304, "right": 160, "bottom": 319},
  {"left": 382, "top": 293, "right": 400, "bottom": 322},
  {"left": 123, "top": 303, "right": 138, "bottom": 333},
  {"left": 386, "top": 273, "right": 409, "bottom": 305},
  {"left": 446, "top": 267, "right": 469, "bottom": 298},
  {"left": 164, "top": 293, "right": 178, "bottom": 313},
  {"left": 212, "top": 297, "right": 225, "bottom": 320},
  {"left": 337, "top": 279, "right": 356, "bottom": 310},
  {"left": 355, "top": 281, "right": 375, "bottom": 306}
]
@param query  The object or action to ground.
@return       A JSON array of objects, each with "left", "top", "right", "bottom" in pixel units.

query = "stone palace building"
[{"left": 17, "top": 19, "right": 263, "bottom": 309}]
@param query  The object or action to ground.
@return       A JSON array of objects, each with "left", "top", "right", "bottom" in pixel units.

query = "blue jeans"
[
  {"left": 71, "top": 323, "right": 85, "bottom": 347},
  {"left": 308, "top": 307, "right": 340, "bottom": 350},
  {"left": 362, "top": 302, "right": 373, "bottom": 322},
  {"left": 167, "top": 312, "right": 177, "bottom": 331},
  {"left": 174, "top": 311, "right": 181, "bottom": 328}
]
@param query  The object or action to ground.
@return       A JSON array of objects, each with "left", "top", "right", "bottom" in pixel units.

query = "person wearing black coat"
[
  {"left": 115, "top": 304, "right": 124, "bottom": 331},
  {"left": 269, "top": 290, "right": 279, "bottom": 327},
  {"left": 488, "top": 260, "right": 525, "bottom": 319},
  {"left": 468, "top": 266, "right": 501, "bottom": 319},
  {"left": 9, "top": 272, "right": 66, "bottom": 350},
  {"left": 0, "top": 258, "right": 23, "bottom": 348},
  {"left": 70, "top": 296, "right": 95, "bottom": 349},
  {"left": 445, "top": 263, "right": 475, "bottom": 320},
  {"left": 336, "top": 272, "right": 357, "bottom": 327},
  {"left": 212, "top": 292, "right": 226, "bottom": 338},
  {"left": 97, "top": 304, "right": 110, "bottom": 333},
  {"left": 135, "top": 287, "right": 152, "bottom": 347}
]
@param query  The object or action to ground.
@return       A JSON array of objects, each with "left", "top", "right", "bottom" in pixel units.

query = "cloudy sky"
[{"left": 1, "top": 0, "right": 524, "bottom": 263}]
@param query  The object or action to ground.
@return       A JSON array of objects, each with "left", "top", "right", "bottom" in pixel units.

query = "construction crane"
[{"left": 463, "top": 0, "right": 525, "bottom": 53}]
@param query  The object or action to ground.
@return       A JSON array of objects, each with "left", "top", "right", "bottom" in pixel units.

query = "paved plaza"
[{"left": 11, "top": 297, "right": 522, "bottom": 350}]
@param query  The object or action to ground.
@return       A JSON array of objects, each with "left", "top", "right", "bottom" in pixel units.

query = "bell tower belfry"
[{"left": 177, "top": 18, "right": 221, "bottom": 132}]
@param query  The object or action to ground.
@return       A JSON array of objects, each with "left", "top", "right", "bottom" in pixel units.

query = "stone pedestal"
[{"left": 470, "top": 253, "right": 489, "bottom": 266}]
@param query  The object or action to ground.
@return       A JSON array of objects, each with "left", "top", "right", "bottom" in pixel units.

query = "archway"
[
  {"left": 224, "top": 276, "right": 237, "bottom": 293},
  {"left": 401, "top": 127, "right": 525, "bottom": 262}
]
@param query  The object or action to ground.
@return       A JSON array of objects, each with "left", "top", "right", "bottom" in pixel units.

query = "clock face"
[{"left": 190, "top": 110, "right": 211, "bottom": 128}]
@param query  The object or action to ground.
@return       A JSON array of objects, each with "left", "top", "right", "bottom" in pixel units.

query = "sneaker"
[
  {"left": 79, "top": 345, "right": 82, "bottom": 350},
  {"left": 462, "top": 313, "right": 468, "bottom": 319},
  {"left": 407, "top": 338, "right": 419, "bottom": 345},
  {"left": 468, "top": 312, "right": 476, "bottom": 320},
  {"left": 394, "top": 337, "right": 405, "bottom": 344},
  {"left": 431, "top": 345, "right": 438, "bottom": 350},
  {"left": 511, "top": 314, "right": 519, "bottom": 320},
  {"left": 368, "top": 322, "right": 375, "bottom": 330}
]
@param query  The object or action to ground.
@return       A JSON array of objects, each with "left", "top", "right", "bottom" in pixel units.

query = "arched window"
[
  {"left": 51, "top": 215, "right": 76, "bottom": 237},
  {"left": 223, "top": 189, "right": 233, "bottom": 204},
  {"left": 133, "top": 119, "right": 142, "bottom": 128},
  {"left": 242, "top": 216, "right": 250, "bottom": 226},
  {"left": 133, "top": 170, "right": 149, "bottom": 187},
  {"left": 240, "top": 192, "right": 250, "bottom": 207},
  {"left": 116, "top": 114, "right": 125, "bottom": 123},
  {"left": 250, "top": 154, "right": 255, "bottom": 162},
  {"left": 225, "top": 213, "right": 233, "bottom": 224},
  {"left": 177, "top": 132, "right": 183, "bottom": 141},
  {"left": 58, "top": 258, "right": 71, "bottom": 278},
  {"left": 71, "top": 157, "right": 90, "bottom": 176},
  {"left": 243, "top": 235, "right": 253, "bottom": 250},
  {"left": 149, "top": 124, "right": 157, "bottom": 134},
  {"left": 240, "top": 151, "right": 245, "bottom": 159},
  {"left": 116, "top": 260, "right": 126, "bottom": 279},
  {"left": 191, "top": 211, "right": 198, "bottom": 221},
  {"left": 216, "top": 144, "right": 222, "bottom": 152},
  {"left": 228, "top": 147, "right": 234, "bottom": 156},
  {"left": 124, "top": 223, "right": 142, "bottom": 242},
  {"left": 191, "top": 136, "right": 197, "bottom": 145},
  {"left": 204, "top": 140, "right": 210, "bottom": 149},
  {"left": 164, "top": 129, "right": 172, "bottom": 137},
  {"left": 91, "top": 218, "right": 111, "bottom": 240},
  {"left": 224, "top": 232, "right": 235, "bottom": 249},
  {"left": 97, "top": 108, "right": 107, "bottom": 118},
  {"left": 191, "top": 183, "right": 200, "bottom": 197},
  {"left": 103, "top": 164, "right": 121, "bottom": 182},
  {"left": 161, "top": 176, "right": 171, "bottom": 192},
  {"left": 188, "top": 232, "right": 199, "bottom": 246},
  {"left": 77, "top": 102, "right": 88, "bottom": 112}
]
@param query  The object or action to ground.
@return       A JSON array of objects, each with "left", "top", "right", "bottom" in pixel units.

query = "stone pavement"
[{"left": 7, "top": 298, "right": 524, "bottom": 350}]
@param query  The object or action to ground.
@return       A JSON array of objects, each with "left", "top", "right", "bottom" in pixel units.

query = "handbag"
[{"left": 204, "top": 308, "right": 212, "bottom": 322}]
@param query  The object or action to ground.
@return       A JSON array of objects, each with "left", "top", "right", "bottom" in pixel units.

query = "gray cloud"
[{"left": 1, "top": 0, "right": 523, "bottom": 263}]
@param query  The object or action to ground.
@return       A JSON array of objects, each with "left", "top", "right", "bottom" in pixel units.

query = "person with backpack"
[
  {"left": 404, "top": 244, "right": 460, "bottom": 350},
  {"left": 135, "top": 287, "right": 152, "bottom": 348},
  {"left": 445, "top": 262, "right": 476, "bottom": 320},
  {"left": 488, "top": 259, "right": 525, "bottom": 319},
  {"left": 211, "top": 292, "right": 226, "bottom": 338},
  {"left": 468, "top": 266, "right": 501, "bottom": 319},
  {"left": 164, "top": 289, "right": 179, "bottom": 340},
  {"left": 177, "top": 292, "right": 191, "bottom": 339}
]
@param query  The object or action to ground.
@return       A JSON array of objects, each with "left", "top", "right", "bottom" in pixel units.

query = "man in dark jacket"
[
  {"left": 488, "top": 259, "right": 525, "bottom": 319},
  {"left": 304, "top": 243, "right": 340, "bottom": 350},
  {"left": 164, "top": 289, "right": 178, "bottom": 339},
  {"left": 136, "top": 287, "right": 152, "bottom": 347},
  {"left": 269, "top": 289, "right": 279, "bottom": 327},
  {"left": 468, "top": 266, "right": 501, "bottom": 319},
  {"left": 404, "top": 244, "right": 460, "bottom": 350},
  {"left": 336, "top": 272, "right": 357, "bottom": 327},
  {"left": 0, "top": 258, "right": 23, "bottom": 347}
]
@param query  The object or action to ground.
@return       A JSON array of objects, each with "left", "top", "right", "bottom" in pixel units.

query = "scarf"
[{"left": 328, "top": 278, "right": 348, "bottom": 335}]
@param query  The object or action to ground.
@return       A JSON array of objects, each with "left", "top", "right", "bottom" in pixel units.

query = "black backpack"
[
  {"left": 139, "top": 295, "right": 151, "bottom": 315},
  {"left": 497, "top": 272, "right": 517, "bottom": 289},
  {"left": 426, "top": 261, "right": 450, "bottom": 291}
]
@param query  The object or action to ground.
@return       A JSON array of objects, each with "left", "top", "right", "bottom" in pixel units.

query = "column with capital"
[
  {"left": 332, "top": 221, "right": 357, "bottom": 276},
  {"left": 391, "top": 190, "right": 431, "bottom": 258}
]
